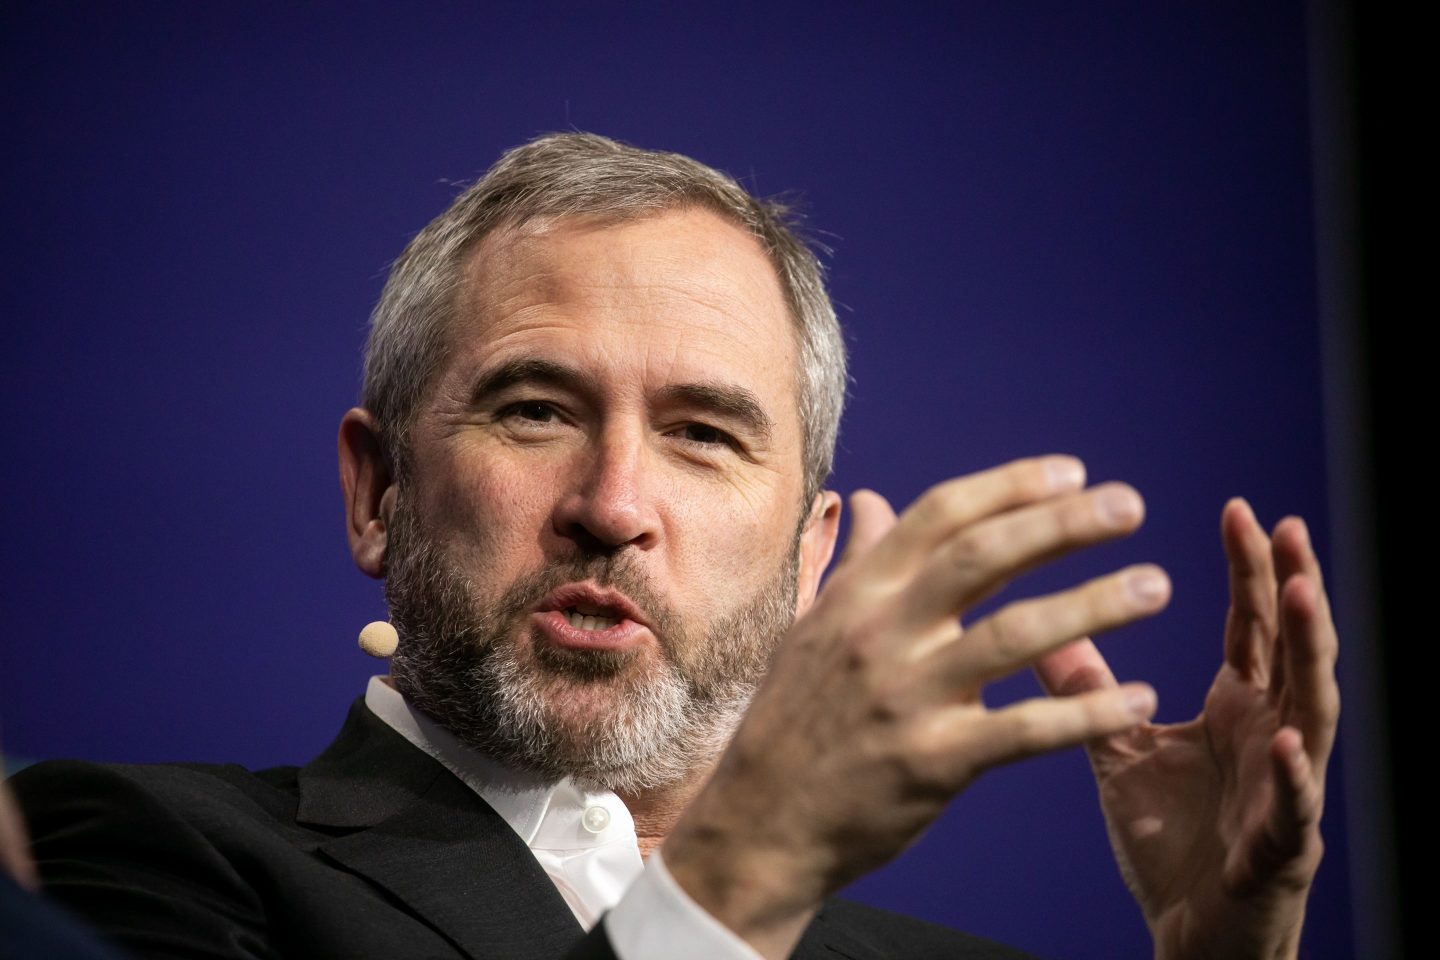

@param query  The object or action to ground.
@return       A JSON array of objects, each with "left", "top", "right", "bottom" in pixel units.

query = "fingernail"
[
  {"left": 1126, "top": 568, "right": 1170, "bottom": 608},
  {"left": 1098, "top": 487, "right": 1143, "bottom": 526},
  {"left": 1124, "top": 686, "right": 1157, "bottom": 719},
  {"left": 1046, "top": 456, "right": 1085, "bottom": 491}
]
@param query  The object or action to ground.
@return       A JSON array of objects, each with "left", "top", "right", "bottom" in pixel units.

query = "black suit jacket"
[{"left": 13, "top": 700, "right": 1036, "bottom": 959}]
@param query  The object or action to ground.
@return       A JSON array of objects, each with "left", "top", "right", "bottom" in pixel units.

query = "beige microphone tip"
[{"left": 358, "top": 620, "right": 399, "bottom": 659}]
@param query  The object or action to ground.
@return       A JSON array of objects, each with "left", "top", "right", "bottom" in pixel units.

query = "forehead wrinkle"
[
  {"left": 447, "top": 209, "right": 804, "bottom": 439},
  {"left": 471, "top": 211, "right": 785, "bottom": 321},
  {"left": 461, "top": 266, "right": 773, "bottom": 364},
  {"left": 491, "top": 270, "right": 780, "bottom": 346}
]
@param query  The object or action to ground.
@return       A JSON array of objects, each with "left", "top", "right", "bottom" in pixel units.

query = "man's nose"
[{"left": 551, "top": 432, "right": 660, "bottom": 553}]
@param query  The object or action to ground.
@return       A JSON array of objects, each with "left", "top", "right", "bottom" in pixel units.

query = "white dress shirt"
[{"left": 364, "top": 677, "right": 761, "bottom": 959}]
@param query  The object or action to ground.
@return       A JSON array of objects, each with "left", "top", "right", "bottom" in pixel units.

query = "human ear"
[
  {"left": 794, "top": 490, "right": 843, "bottom": 617},
  {"left": 338, "top": 408, "right": 397, "bottom": 580}
]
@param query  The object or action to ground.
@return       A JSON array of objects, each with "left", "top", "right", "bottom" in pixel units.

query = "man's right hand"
[{"left": 662, "top": 456, "right": 1170, "bottom": 959}]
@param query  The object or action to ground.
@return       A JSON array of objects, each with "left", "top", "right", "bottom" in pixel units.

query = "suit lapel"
[
  {"left": 294, "top": 702, "right": 895, "bottom": 960},
  {"left": 794, "top": 905, "right": 891, "bottom": 960},
  {"left": 297, "top": 700, "right": 583, "bottom": 959}
]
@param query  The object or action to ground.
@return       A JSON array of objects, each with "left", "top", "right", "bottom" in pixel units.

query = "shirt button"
[{"left": 581, "top": 805, "right": 611, "bottom": 834}]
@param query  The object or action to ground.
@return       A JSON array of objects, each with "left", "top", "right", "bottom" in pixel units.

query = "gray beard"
[{"left": 383, "top": 496, "right": 801, "bottom": 793}]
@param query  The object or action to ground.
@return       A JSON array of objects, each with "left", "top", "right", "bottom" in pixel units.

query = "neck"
[{"left": 618, "top": 760, "right": 717, "bottom": 859}]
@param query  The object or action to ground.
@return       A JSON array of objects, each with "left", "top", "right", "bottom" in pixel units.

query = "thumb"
[{"left": 838, "top": 489, "right": 898, "bottom": 568}]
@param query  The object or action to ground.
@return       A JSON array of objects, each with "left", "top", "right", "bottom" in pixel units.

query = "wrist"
[
  {"left": 662, "top": 822, "right": 818, "bottom": 960},
  {"left": 1150, "top": 901, "right": 1304, "bottom": 960}
]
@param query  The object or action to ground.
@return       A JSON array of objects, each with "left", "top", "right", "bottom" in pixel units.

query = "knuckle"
[
  {"left": 986, "top": 605, "right": 1037, "bottom": 664},
  {"left": 838, "top": 614, "right": 911, "bottom": 698},
  {"left": 916, "top": 459, "right": 1056, "bottom": 530},
  {"left": 863, "top": 674, "right": 912, "bottom": 725},
  {"left": 1013, "top": 459, "right": 1058, "bottom": 501},
  {"left": 915, "top": 480, "right": 961, "bottom": 527},
  {"left": 1085, "top": 691, "right": 1127, "bottom": 729},
  {"left": 844, "top": 612, "right": 892, "bottom": 667},
  {"left": 947, "top": 526, "right": 1001, "bottom": 575},
  {"left": 893, "top": 730, "right": 956, "bottom": 796},
  {"left": 1001, "top": 709, "right": 1044, "bottom": 755},
  {"left": 1323, "top": 629, "right": 1341, "bottom": 665},
  {"left": 1261, "top": 819, "right": 1306, "bottom": 864},
  {"left": 1095, "top": 577, "right": 1130, "bottom": 623},
  {"left": 1317, "top": 688, "right": 1341, "bottom": 726},
  {"left": 980, "top": 458, "right": 1057, "bottom": 510},
  {"left": 1056, "top": 496, "right": 1095, "bottom": 541}
]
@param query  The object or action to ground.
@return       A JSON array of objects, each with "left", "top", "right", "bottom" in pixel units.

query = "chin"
[
  {"left": 488, "top": 641, "right": 746, "bottom": 792},
  {"left": 528, "top": 634, "right": 648, "bottom": 682}
]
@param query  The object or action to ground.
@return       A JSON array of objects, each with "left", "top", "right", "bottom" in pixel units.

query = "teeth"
[{"left": 565, "top": 610, "right": 618, "bottom": 631}]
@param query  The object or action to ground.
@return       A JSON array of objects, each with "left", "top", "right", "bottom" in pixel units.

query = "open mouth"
[
  {"left": 561, "top": 603, "right": 621, "bottom": 631},
  {"left": 534, "top": 584, "right": 651, "bottom": 651}
]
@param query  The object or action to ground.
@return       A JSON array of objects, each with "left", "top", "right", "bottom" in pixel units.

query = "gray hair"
[{"left": 361, "top": 132, "right": 846, "bottom": 503}]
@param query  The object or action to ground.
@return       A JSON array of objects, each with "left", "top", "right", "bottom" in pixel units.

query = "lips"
[{"left": 531, "top": 583, "right": 653, "bottom": 652}]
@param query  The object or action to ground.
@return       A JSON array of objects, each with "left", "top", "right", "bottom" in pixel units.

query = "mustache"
[
  {"left": 476, "top": 550, "right": 682, "bottom": 656},
  {"left": 397, "top": 544, "right": 682, "bottom": 664},
  {"left": 383, "top": 497, "right": 684, "bottom": 662}
]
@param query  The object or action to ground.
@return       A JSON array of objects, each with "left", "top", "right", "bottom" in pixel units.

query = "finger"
[
  {"left": 1223, "top": 727, "right": 1323, "bottom": 897},
  {"left": 1271, "top": 515, "right": 1328, "bottom": 597},
  {"left": 941, "top": 683, "right": 1157, "bottom": 778},
  {"left": 1034, "top": 637, "right": 1120, "bottom": 697},
  {"left": 1033, "top": 639, "right": 1136, "bottom": 766},
  {"left": 872, "top": 456, "right": 1086, "bottom": 573},
  {"left": 1221, "top": 497, "right": 1279, "bottom": 681},
  {"left": 922, "top": 564, "right": 1170, "bottom": 689},
  {"left": 0, "top": 784, "right": 38, "bottom": 892},
  {"left": 836, "top": 489, "right": 899, "bottom": 569},
  {"left": 1272, "top": 515, "right": 1334, "bottom": 651},
  {"left": 903, "top": 482, "right": 1146, "bottom": 620},
  {"left": 1278, "top": 566, "right": 1341, "bottom": 771}
]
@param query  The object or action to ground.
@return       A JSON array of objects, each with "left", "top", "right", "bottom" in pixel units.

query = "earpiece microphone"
[{"left": 358, "top": 621, "right": 399, "bottom": 658}]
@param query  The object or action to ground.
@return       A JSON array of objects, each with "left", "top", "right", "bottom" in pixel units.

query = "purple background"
[{"left": 3, "top": 3, "right": 1358, "bottom": 957}]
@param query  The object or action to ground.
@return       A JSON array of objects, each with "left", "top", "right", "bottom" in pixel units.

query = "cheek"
[
  {"left": 422, "top": 456, "right": 559, "bottom": 567},
  {"left": 663, "top": 488, "right": 797, "bottom": 609}
]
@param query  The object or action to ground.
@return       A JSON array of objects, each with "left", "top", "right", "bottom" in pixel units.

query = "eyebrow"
[
  {"left": 467, "top": 357, "right": 599, "bottom": 403},
  {"left": 657, "top": 382, "right": 774, "bottom": 442},
  {"left": 468, "top": 357, "right": 775, "bottom": 441}
]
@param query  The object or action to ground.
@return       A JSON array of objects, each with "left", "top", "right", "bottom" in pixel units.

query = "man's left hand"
[{"left": 1036, "top": 498, "right": 1339, "bottom": 960}]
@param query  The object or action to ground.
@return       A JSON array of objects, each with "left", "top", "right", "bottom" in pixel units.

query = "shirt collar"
[{"left": 363, "top": 676, "right": 635, "bottom": 850}]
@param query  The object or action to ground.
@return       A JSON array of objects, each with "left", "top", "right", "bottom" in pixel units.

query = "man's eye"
[
  {"left": 499, "top": 402, "right": 560, "bottom": 424},
  {"left": 675, "top": 423, "right": 736, "bottom": 449},
  {"left": 495, "top": 401, "right": 568, "bottom": 440}
]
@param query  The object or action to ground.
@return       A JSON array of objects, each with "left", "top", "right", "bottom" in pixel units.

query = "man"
[{"left": 13, "top": 133, "right": 1337, "bottom": 959}]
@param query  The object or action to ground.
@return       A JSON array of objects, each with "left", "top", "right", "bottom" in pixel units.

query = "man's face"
[{"left": 380, "top": 209, "right": 829, "bottom": 791}]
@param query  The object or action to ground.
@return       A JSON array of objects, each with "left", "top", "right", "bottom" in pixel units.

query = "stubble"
[{"left": 384, "top": 495, "right": 802, "bottom": 793}]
